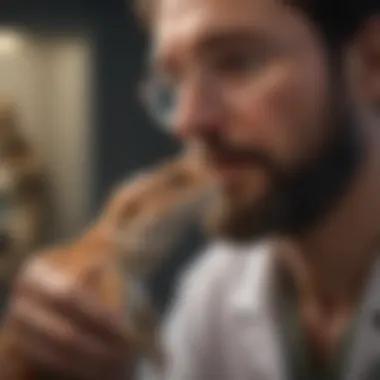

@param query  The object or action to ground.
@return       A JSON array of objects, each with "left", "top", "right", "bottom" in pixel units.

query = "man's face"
[{"left": 149, "top": 0, "right": 340, "bottom": 241}]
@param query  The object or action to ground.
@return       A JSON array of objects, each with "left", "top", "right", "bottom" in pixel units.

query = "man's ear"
[{"left": 347, "top": 14, "right": 380, "bottom": 117}]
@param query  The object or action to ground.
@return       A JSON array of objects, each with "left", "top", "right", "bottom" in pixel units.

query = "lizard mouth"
[{"left": 113, "top": 180, "right": 220, "bottom": 274}]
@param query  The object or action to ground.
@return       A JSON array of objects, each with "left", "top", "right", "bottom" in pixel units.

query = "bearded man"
[{"left": 1, "top": 0, "right": 380, "bottom": 379}]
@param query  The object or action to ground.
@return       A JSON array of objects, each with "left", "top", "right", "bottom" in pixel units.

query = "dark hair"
[
  {"left": 294, "top": 0, "right": 380, "bottom": 45},
  {"left": 135, "top": 0, "right": 380, "bottom": 45}
]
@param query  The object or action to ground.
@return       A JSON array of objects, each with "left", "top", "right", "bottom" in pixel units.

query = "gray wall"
[
  {"left": 0, "top": 30, "right": 93, "bottom": 240},
  {"left": 0, "top": 0, "right": 205, "bottom": 313}
]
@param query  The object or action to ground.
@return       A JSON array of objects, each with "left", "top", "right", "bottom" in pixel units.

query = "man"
[{"left": 1, "top": 0, "right": 380, "bottom": 379}]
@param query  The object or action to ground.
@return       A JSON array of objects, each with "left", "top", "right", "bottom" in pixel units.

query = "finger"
[
  {"left": 16, "top": 260, "right": 127, "bottom": 347},
  {"left": 18, "top": 330, "right": 128, "bottom": 380},
  {"left": 17, "top": 336, "right": 97, "bottom": 380},
  {"left": 14, "top": 258, "right": 72, "bottom": 302},
  {"left": 11, "top": 296, "right": 126, "bottom": 372},
  {"left": 16, "top": 254, "right": 107, "bottom": 299}
]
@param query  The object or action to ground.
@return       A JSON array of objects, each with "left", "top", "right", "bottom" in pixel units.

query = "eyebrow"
[
  {"left": 197, "top": 29, "right": 272, "bottom": 54},
  {"left": 147, "top": 28, "right": 272, "bottom": 75}
]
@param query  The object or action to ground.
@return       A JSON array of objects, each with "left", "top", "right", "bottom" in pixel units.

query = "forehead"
[{"left": 152, "top": 0, "right": 296, "bottom": 59}]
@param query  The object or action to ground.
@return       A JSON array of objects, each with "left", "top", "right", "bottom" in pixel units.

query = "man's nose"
[{"left": 172, "top": 76, "right": 225, "bottom": 140}]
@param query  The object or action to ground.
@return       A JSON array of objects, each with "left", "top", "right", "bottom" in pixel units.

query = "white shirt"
[
  {"left": 135, "top": 239, "right": 380, "bottom": 380},
  {"left": 138, "top": 239, "right": 288, "bottom": 380}
]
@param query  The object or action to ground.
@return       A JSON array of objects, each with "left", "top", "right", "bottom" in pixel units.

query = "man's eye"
[{"left": 214, "top": 50, "right": 263, "bottom": 75}]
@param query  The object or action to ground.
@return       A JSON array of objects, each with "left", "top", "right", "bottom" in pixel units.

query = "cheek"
[
  {"left": 224, "top": 64, "right": 305, "bottom": 170},
  {"left": 225, "top": 58, "right": 329, "bottom": 170},
  {"left": 275, "top": 58, "right": 330, "bottom": 160}
]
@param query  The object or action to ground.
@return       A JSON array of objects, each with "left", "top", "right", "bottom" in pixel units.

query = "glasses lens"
[{"left": 141, "top": 75, "right": 177, "bottom": 132}]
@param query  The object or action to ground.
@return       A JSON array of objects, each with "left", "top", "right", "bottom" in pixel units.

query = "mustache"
[{"left": 196, "top": 139, "right": 286, "bottom": 179}]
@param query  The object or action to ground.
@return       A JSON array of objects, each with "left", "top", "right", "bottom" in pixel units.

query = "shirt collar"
[{"left": 227, "top": 238, "right": 278, "bottom": 319}]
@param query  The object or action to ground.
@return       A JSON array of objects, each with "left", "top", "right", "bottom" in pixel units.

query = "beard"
[
  {"left": 201, "top": 114, "right": 366, "bottom": 244},
  {"left": 372, "top": 102, "right": 380, "bottom": 121}
]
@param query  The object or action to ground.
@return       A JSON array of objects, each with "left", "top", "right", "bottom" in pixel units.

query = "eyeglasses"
[
  {"left": 139, "top": 38, "right": 285, "bottom": 132},
  {"left": 139, "top": 73, "right": 178, "bottom": 133}
]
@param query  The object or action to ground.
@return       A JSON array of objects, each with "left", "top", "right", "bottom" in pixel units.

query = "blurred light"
[{"left": 0, "top": 31, "right": 22, "bottom": 55}]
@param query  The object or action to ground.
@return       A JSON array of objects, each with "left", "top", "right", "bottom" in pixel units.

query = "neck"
[{"left": 278, "top": 124, "right": 380, "bottom": 310}]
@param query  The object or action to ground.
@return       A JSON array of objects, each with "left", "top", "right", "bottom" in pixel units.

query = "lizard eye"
[
  {"left": 166, "top": 171, "right": 192, "bottom": 189},
  {"left": 119, "top": 201, "right": 141, "bottom": 222}
]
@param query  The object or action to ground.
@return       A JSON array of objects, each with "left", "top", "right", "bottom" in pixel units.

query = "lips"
[
  {"left": 205, "top": 156, "right": 252, "bottom": 185},
  {"left": 206, "top": 150, "right": 255, "bottom": 168},
  {"left": 205, "top": 150, "right": 249, "bottom": 166}
]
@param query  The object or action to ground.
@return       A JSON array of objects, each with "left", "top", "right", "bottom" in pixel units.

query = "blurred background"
[
  {"left": 0, "top": 0, "right": 205, "bottom": 319},
  {"left": 0, "top": 0, "right": 378, "bottom": 322}
]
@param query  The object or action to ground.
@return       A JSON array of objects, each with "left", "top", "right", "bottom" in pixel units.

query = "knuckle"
[
  {"left": 19, "top": 257, "right": 76, "bottom": 302},
  {"left": 54, "top": 321, "right": 78, "bottom": 350},
  {"left": 20, "top": 256, "right": 43, "bottom": 279},
  {"left": 13, "top": 262, "right": 36, "bottom": 292},
  {"left": 56, "top": 280, "right": 76, "bottom": 303},
  {"left": 15, "top": 257, "right": 49, "bottom": 292},
  {"left": 40, "top": 266, "right": 75, "bottom": 299}
]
